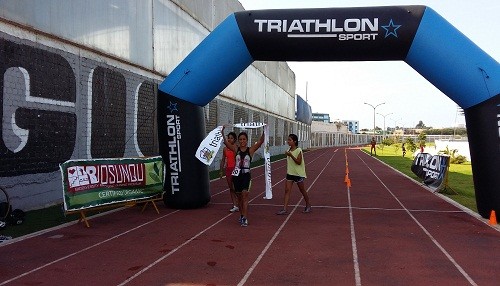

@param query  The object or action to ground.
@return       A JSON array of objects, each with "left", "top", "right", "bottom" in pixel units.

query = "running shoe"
[
  {"left": 276, "top": 209, "right": 288, "bottom": 215},
  {"left": 241, "top": 217, "right": 248, "bottom": 227},
  {"left": 302, "top": 206, "right": 312, "bottom": 213},
  {"left": 229, "top": 206, "right": 239, "bottom": 213}
]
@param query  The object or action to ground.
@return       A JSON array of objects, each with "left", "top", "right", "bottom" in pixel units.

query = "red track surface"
[{"left": 1, "top": 148, "right": 499, "bottom": 285}]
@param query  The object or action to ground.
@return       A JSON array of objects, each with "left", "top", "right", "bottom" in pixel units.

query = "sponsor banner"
[
  {"left": 233, "top": 122, "right": 266, "bottom": 129},
  {"left": 263, "top": 124, "right": 272, "bottom": 199},
  {"left": 464, "top": 94, "right": 500, "bottom": 218},
  {"left": 411, "top": 153, "right": 450, "bottom": 191},
  {"left": 158, "top": 92, "right": 210, "bottom": 209},
  {"left": 196, "top": 126, "right": 224, "bottom": 165},
  {"left": 195, "top": 122, "right": 272, "bottom": 198},
  {"left": 235, "top": 6, "right": 425, "bottom": 61},
  {"left": 60, "top": 156, "right": 164, "bottom": 211}
]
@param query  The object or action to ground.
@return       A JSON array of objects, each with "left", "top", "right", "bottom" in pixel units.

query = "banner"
[
  {"left": 195, "top": 122, "right": 272, "bottom": 198},
  {"left": 195, "top": 126, "right": 224, "bottom": 165},
  {"left": 60, "top": 156, "right": 164, "bottom": 211},
  {"left": 158, "top": 92, "right": 210, "bottom": 209},
  {"left": 296, "top": 95, "right": 312, "bottom": 125},
  {"left": 263, "top": 124, "right": 272, "bottom": 199},
  {"left": 411, "top": 153, "right": 450, "bottom": 191}
]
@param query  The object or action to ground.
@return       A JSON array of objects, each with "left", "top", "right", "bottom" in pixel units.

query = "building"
[
  {"left": 311, "top": 121, "right": 347, "bottom": 133},
  {"left": 0, "top": 0, "right": 376, "bottom": 211},
  {"left": 342, "top": 120, "right": 360, "bottom": 134},
  {"left": 0, "top": 0, "right": 301, "bottom": 211},
  {"left": 312, "top": 113, "right": 331, "bottom": 123}
]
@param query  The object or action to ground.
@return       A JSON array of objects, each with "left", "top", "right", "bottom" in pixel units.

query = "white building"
[{"left": 311, "top": 121, "right": 348, "bottom": 133}]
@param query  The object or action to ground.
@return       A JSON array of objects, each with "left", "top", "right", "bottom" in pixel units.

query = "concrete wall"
[
  {"left": 0, "top": 0, "right": 373, "bottom": 211},
  {"left": 0, "top": 0, "right": 298, "bottom": 211},
  {"left": 311, "top": 121, "right": 348, "bottom": 133}
]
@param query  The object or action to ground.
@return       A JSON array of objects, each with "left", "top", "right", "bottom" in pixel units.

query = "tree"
[
  {"left": 334, "top": 121, "right": 343, "bottom": 131},
  {"left": 418, "top": 132, "right": 427, "bottom": 148},
  {"left": 405, "top": 137, "right": 417, "bottom": 153},
  {"left": 415, "top": 120, "right": 426, "bottom": 129}
]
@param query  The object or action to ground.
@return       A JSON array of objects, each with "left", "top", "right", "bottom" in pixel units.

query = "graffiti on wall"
[{"left": 1, "top": 35, "right": 158, "bottom": 180}]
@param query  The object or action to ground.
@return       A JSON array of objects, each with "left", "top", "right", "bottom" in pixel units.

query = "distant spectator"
[{"left": 370, "top": 137, "right": 377, "bottom": 156}]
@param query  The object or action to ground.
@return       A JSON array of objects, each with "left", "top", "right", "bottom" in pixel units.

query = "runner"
[
  {"left": 221, "top": 126, "right": 264, "bottom": 227},
  {"left": 276, "top": 134, "right": 312, "bottom": 215}
]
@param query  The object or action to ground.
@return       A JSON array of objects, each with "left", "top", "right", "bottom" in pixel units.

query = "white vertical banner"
[
  {"left": 195, "top": 125, "right": 224, "bottom": 165},
  {"left": 263, "top": 124, "right": 273, "bottom": 199}
]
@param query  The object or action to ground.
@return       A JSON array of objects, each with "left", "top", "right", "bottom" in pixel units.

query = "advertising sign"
[
  {"left": 411, "top": 153, "right": 450, "bottom": 191},
  {"left": 60, "top": 156, "right": 164, "bottom": 211}
]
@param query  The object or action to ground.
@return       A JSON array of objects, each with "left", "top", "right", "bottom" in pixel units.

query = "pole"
[
  {"left": 377, "top": 112, "right": 393, "bottom": 138},
  {"left": 305, "top": 81, "right": 308, "bottom": 102},
  {"left": 364, "top": 102, "right": 385, "bottom": 135}
]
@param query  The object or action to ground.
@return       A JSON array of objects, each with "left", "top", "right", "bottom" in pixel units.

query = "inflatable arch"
[{"left": 157, "top": 6, "right": 499, "bottom": 218}]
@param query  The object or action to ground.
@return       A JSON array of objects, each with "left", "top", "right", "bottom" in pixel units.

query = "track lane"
[
  {"left": 0, "top": 149, "right": 330, "bottom": 285},
  {"left": 1, "top": 147, "right": 498, "bottom": 285},
  {"left": 120, "top": 148, "right": 336, "bottom": 285},
  {"left": 348, "top": 149, "right": 482, "bottom": 285},
  {"left": 353, "top": 150, "right": 499, "bottom": 285},
  {"left": 244, "top": 148, "right": 358, "bottom": 285}
]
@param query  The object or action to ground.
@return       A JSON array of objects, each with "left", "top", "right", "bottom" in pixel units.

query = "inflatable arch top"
[{"left": 158, "top": 6, "right": 499, "bottom": 218}]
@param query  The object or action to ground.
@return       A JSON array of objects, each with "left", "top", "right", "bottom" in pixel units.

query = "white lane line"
[
  {"left": 346, "top": 152, "right": 362, "bottom": 286},
  {"left": 348, "top": 184, "right": 362, "bottom": 286},
  {"left": 238, "top": 149, "right": 338, "bottom": 286},
  {"left": 117, "top": 213, "right": 233, "bottom": 286},
  {"left": 0, "top": 210, "right": 180, "bottom": 286},
  {"left": 119, "top": 164, "right": 293, "bottom": 285},
  {"left": 355, "top": 152, "right": 478, "bottom": 286}
]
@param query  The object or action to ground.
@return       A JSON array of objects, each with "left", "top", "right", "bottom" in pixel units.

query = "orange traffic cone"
[
  {"left": 344, "top": 174, "right": 349, "bottom": 183},
  {"left": 347, "top": 178, "right": 352, "bottom": 188},
  {"left": 489, "top": 210, "right": 497, "bottom": 225}
]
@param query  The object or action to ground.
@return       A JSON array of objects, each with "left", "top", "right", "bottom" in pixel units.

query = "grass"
[
  {"left": 1, "top": 147, "right": 476, "bottom": 240},
  {"left": 362, "top": 144, "right": 476, "bottom": 212}
]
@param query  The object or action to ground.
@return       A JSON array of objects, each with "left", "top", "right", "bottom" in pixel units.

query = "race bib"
[{"left": 231, "top": 167, "right": 241, "bottom": 176}]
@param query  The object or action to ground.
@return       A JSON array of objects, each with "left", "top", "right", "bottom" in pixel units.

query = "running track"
[{"left": 1, "top": 147, "right": 499, "bottom": 285}]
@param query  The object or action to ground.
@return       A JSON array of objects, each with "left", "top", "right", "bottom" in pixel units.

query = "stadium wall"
[{"left": 0, "top": 0, "right": 303, "bottom": 211}]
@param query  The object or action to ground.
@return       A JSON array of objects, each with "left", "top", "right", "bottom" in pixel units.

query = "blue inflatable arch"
[{"left": 157, "top": 6, "right": 499, "bottom": 218}]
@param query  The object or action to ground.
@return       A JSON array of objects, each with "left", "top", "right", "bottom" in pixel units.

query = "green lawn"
[{"left": 362, "top": 145, "right": 476, "bottom": 212}]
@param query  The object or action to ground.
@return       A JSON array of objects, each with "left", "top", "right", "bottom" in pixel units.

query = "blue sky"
[{"left": 238, "top": 0, "right": 499, "bottom": 129}]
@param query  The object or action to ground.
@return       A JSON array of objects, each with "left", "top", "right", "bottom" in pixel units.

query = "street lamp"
[
  {"left": 391, "top": 117, "right": 402, "bottom": 137},
  {"left": 364, "top": 102, "right": 385, "bottom": 135},
  {"left": 377, "top": 112, "right": 393, "bottom": 138}
]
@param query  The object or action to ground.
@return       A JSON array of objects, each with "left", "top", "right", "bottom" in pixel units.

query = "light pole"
[
  {"left": 364, "top": 102, "right": 385, "bottom": 135},
  {"left": 390, "top": 117, "right": 401, "bottom": 138},
  {"left": 377, "top": 112, "right": 393, "bottom": 138}
]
